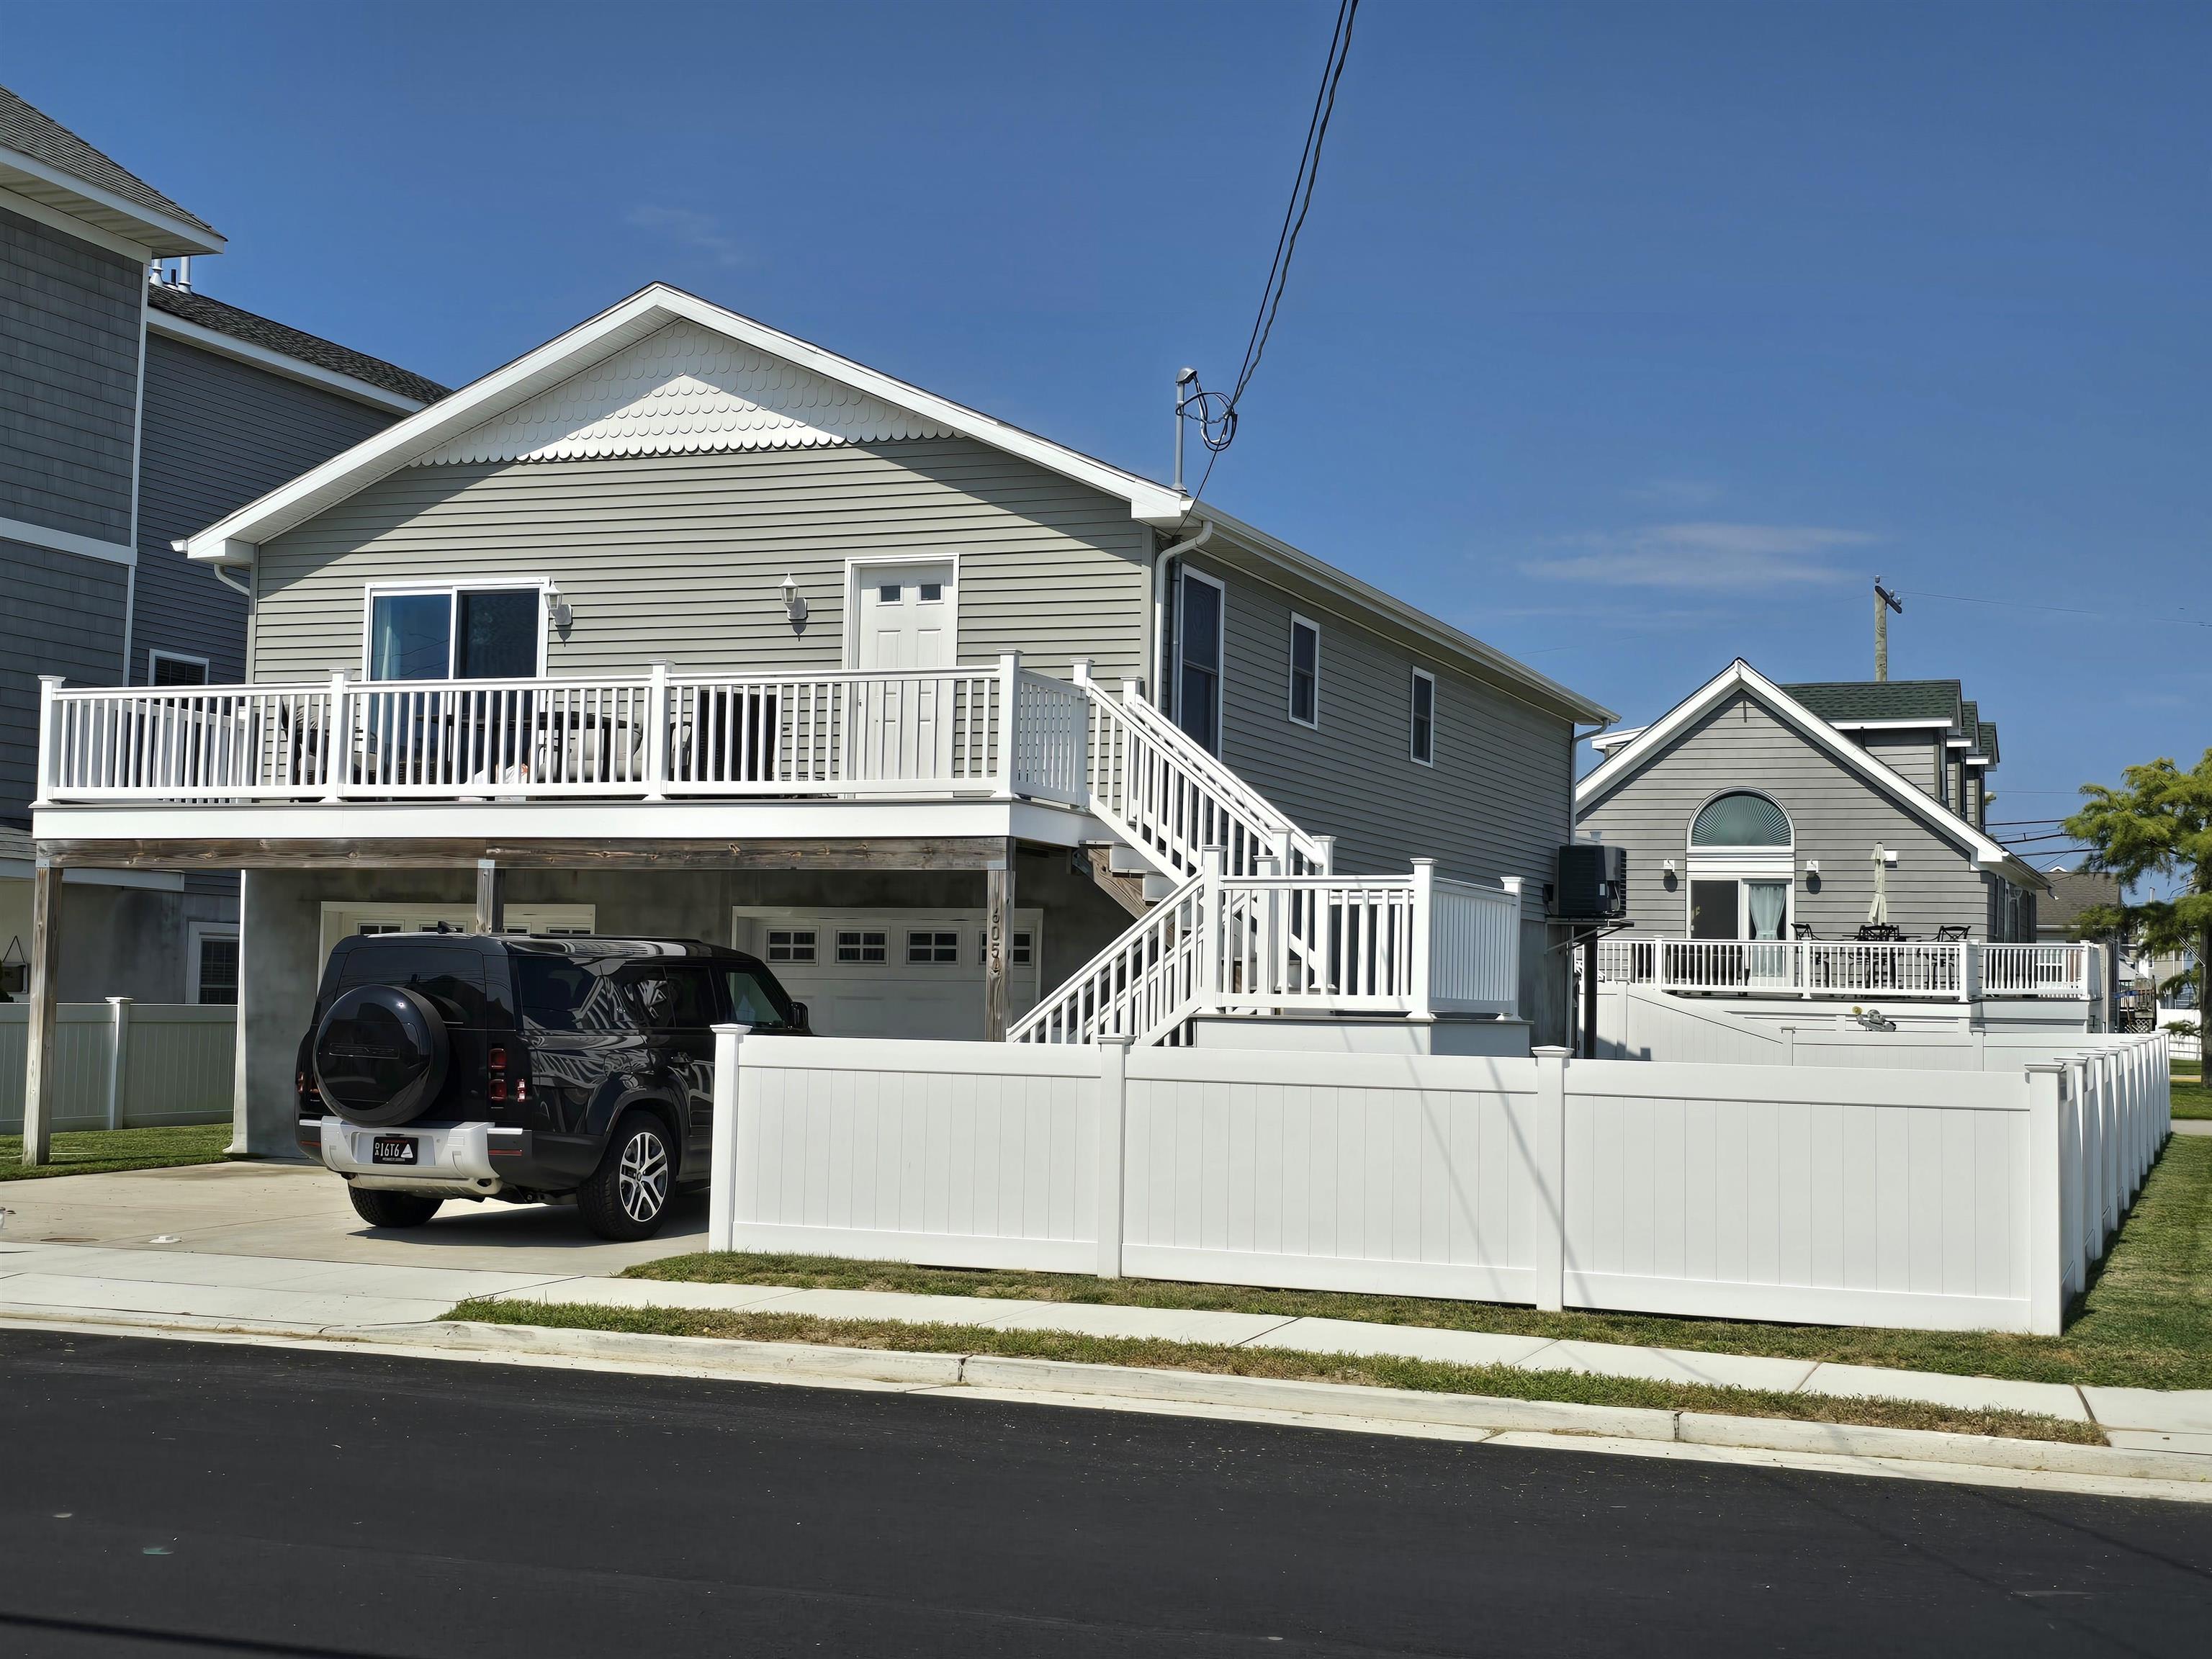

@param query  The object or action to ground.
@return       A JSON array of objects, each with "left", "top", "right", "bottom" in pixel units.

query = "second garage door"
[{"left": 730, "top": 908, "right": 1043, "bottom": 1041}]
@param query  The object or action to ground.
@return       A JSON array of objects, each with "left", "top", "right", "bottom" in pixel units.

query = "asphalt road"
[{"left": 1, "top": 1329, "right": 2208, "bottom": 1657}]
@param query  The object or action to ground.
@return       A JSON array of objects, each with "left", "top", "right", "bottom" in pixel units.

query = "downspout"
[
  {"left": 211, "top": 564, "right": 251, "bottom": 600},
  {"left": 1151, "top": 519, "right": 1214, "bottom": 714}
]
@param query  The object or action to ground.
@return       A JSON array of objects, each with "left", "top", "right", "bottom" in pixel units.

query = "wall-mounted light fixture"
[
  {"left": 1803, "top": 860, "right": 1820, "bottom": 875},
  {"left": 1660, "top": 859, "right": 1677, "bottom": 874},
  {"left": 779, "top": 574, "right": 808, "bottom": 625},
  {"left": 547, "top": 587, "right": 573, "bottom": 629},
  {"left": 1881, "top": 849, "right": 1899, "bottom": 866}
]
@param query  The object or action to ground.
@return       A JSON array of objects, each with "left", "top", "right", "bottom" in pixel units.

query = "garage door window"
[
  {"left": 980, "top": 931, "right": 1033, "bottom": 966},
  {"left": 907, "top": 930, "right": 961, "bottom": 964},
  {"left": 768, "top": 929, "right": 816, "bottom": 963},
  {"left": 837, "top": 930, "right": 887, "bottom": 963}
]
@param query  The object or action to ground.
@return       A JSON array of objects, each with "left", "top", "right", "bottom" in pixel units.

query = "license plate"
[{"left": 371, "top": 1136, "right": 419, "bottom": 1166}]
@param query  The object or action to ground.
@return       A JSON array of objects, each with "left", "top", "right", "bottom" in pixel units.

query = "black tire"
[
  {"left": 348, "top": 1188, "right": 443, "bottom": 1229},
  {"left": 577, "top": 1115, "right": 676, "bottom": 1241},
  {"left": 315, "top": 984, "right": 451, "bottom": 1128}
]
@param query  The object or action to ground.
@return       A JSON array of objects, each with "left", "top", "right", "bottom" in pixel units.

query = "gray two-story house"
[
  {"left": 1, "top": 84, "right": 445, "bottom": 1004},
  {"left": 26, "top": 282, "right": 1611, "bottom": 1157}
]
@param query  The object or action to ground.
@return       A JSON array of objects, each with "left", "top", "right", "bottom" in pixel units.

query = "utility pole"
[{"left": 1874, "top": 576, "right": 1903, "bottom": 681}]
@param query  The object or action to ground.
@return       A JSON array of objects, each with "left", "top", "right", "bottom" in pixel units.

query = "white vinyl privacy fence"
[
  {"left": 707, "top": 1028, "right": 2172, "bottom": 1335},
  {"left": 0, "top": 1002, "right": 234, "bottom": 1134}
]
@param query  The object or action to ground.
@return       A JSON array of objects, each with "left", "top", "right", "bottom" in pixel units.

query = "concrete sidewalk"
[{"left": 1, "top": 1161, "right": 2205, "bottom": 1455}]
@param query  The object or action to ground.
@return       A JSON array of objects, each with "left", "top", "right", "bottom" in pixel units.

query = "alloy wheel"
[{"left": 617, "top": 1128, "right": 670, "bottom": 1223}]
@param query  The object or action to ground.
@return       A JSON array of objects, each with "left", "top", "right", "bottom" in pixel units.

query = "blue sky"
[{"left": 8, "top": 0, "right": 2206, "bottom": 860}]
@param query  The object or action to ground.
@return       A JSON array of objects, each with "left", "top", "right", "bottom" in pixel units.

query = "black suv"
[{"left": 297, "top": 934, "right": 807, "bottom": 1240}]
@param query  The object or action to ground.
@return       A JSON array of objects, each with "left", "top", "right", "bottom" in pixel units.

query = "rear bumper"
[{"left": 311, "top": 1117, "right": 521, "bottom": 1196}]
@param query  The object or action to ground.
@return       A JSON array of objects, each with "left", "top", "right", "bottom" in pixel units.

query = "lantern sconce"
[
  {"left": 779, "top": 574, "right": 808, "bottom": 626},
  {"left": 1803, "top": 860, "right": 1820, "bottom": 875},
  {"left": 547, "top": 588, "right": 573, "bottom": 629}
]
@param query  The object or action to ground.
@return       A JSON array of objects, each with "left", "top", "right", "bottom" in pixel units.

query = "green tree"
[{"left": 2066, "top": 750, "right": 2212, "bottom": 1017}]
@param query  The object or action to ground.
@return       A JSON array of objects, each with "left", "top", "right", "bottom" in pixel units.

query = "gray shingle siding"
[
  {"left": 132, "top": 333, "right": 398, "bottom": 685},
  {"left": 0, "top": 537, "right": 128, "bottom": 825},
  {"left": 248, "top": 439, "right": 1153, "bottom": 685},
  {"left": 1578, "top": 691, "right": 2000, "bottom": 938},
  {"left": 0, "top": 202, "right": 139, "bottom": 543}
]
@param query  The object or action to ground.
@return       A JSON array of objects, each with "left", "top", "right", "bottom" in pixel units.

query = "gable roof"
[
  {"left": 183, "top": 284, "right": 1190, "bottom": 562},
  {"left": 1578, "top": 659, "right": 2045, "bottom": 891},
  {"left": 0, "top": 84, "right": 223, "bottom": 255},
  {"left": 1781, "top": 678, "right": 1963, "bottom": 727},
  {"left": 148, "top": 285, "right": 450, "bottom": 409},
  {"left": 2040, "top": 868, "right": 2119, "bottom": 932}
]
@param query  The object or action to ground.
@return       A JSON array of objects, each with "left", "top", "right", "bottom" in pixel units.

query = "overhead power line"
[
  {"left": 1181, "top": 0, "right": 1361, "bottom": 513},
  {"left": 1896, "top": 588, "right": 2212, "bottom": 630}
]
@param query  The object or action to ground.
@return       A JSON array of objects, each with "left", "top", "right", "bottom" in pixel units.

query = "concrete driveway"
[{"left": 0, "top": 1159, "right": 707, "bottom": 1274}]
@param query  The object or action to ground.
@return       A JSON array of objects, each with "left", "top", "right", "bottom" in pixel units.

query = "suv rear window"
[
  {"left": 720, "top": 966, "right": 797, "bottom": 1030},
  {"left": 515, "top": 955, "right": 636, "bottom": 1034},
  {"left": 338, "top": 944, "right": 492, "bottom": 1024}
]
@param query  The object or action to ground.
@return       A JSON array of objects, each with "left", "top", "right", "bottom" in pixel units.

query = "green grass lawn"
[
  {"left": 0, "top": 1123, "right": 231, "bottom": 1181},
  {"left": 625, "top": 1133, "right": 2212, "bottom": 1393},
  {"left": 2173, "top": 1069, "right": 2209, "bottom": 1120},
  {"left": 449, "top": 1298, "right": 2105, "bottom": 1446}
]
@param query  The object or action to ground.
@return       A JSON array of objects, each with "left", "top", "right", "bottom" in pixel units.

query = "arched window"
[{"left": 1691, "top": 791, "right": 1791, "bottom": 848}]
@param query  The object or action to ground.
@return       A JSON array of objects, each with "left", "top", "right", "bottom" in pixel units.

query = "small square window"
[
  {"left": 917, "top": 582, "right": 943, "bottom": 602},
  {"left": 878, "top": 584, "right": 902, "bottom": 603},
  {"left": 767, "top": 928, "right": 817, "bottom": 963},
  {"left": 979, "top": 930, "right": 1035, "bottom": 966},
  {"left": 837, "top": 930, "right": 887, "bottom": 963},
  {"left": 195, "top": 935, "right": 239, "bottom": 1004},
  {"left": 908, "top": 930, "right": 961, "bottom": 964},
  {"left": 1012, "top": 930, "right": 1033, "bottom": 966}
]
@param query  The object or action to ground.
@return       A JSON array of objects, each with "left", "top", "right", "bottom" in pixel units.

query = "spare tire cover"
[{"left": 313, "top": 984, "right": 451, "bottom": 1128}]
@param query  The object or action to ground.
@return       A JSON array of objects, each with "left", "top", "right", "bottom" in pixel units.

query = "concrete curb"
[{"left": 333, "top": 1319, "right": 2212, "bottom": 1488}]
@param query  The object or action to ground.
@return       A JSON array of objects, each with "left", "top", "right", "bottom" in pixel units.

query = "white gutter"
[
  {"left": 182, "top": 539, "right": 253, "bottom": 599},
  {"left": 1152, "top": 519, "right": 1214, "bottom": 711}
]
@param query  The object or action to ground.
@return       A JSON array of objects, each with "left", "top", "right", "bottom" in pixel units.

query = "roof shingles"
[
  {"left": 0, "top": 84, "right": 217, "bottom": 236},
  {"left": 1781, "top": 680, "right": 1964, "bottom": 725},
  {"left": 150, "top": 285, "right": 450, "bottom": 405}
]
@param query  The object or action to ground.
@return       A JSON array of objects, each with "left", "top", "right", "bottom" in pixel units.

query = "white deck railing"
[
  {"left": 1595, "top": 937, "right": 2101, "bottom": 1002},
  {"left": 1010, "top": 854, "right": 1521, "bottom": 1043},
  {"left": 35, "top": 655, "right": 1087, "bottom": 806}
]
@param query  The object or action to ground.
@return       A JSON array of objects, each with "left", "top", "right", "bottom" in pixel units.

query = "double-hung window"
[
  {"left": 1176, "top": 568, "right": 1224, "bottom": 755},
  {"left": 1287, "top": 615, "right": 1319, "bottom": 728},
  {"left": 1409, "top": 669, "right": 1436, "bottom": 766}
]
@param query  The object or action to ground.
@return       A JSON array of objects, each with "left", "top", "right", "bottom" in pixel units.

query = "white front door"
[
  {"left": 850, "top": 561, "right": 956, "bottom": 783},
  {"left": 732, "top": 907, "right": 1040, "bottom": 1041}
]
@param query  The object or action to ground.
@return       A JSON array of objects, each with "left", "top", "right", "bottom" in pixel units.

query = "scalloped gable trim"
[{"left": 412, "top": 320, "right": 954, "bottom": 465}]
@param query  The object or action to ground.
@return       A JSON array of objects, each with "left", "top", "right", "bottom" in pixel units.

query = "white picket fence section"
[
  {"left": 707, "top": 1027, "right": 2172, "bottom": 1334},
  {"left": 0, "top": 1002, "right": 233, "bottom": 1133}
]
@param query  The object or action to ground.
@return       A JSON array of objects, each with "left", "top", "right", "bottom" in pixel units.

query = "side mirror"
[{"left": 788, "top": 1001, "right": 810, "bottom": 1033}]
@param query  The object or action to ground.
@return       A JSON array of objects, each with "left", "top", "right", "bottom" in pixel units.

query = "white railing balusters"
[{"left": 1598, "top": 937, "right": 2097, "bottom": 1002}]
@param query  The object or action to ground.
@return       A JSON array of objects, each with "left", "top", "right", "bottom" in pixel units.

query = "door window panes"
[
  {"left": 369, "top": 593, "right": 452, "bottom": 680},
  {"left": 458, "top": 589, "right": 539, "bottom": 678},
  {"left": 908, "top": 930, "right": 961, "bottom": 965}
]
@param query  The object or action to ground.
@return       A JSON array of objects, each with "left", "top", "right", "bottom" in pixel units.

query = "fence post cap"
[
  {"left": 709, "top": 1022, "right": 751, "bottom": 1038},
  {"left": 1097, "top": 1033, "right": 1135, "bottom": 1049},
  {"left": 1532, "top": 1044, "right": 1573, "bottom": 1060},
  {"left": 104, "top": 996, "right": 133, "bottom": 1007},
  {"left": 2023, "top": 1061, "right": 2069, "bottom": 1073},
  {"left": 37, "top": 673, "right": 66, "bottom": 686},
  {"left": 1409, "top": 856, "right": 1437, "bottom": 868}
]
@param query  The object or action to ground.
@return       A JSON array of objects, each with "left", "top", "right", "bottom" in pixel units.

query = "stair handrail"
[
  {"left": 1007, "top": 866, "right": 1210, "bottom": 1046},
  {"left": 1074, "top": 667, "right": 1330, "bottom": 879}
]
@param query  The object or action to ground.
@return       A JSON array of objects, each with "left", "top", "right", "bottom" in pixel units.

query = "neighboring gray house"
[
  {"left": 0, "top": 84, "right": 445, "bottom": 1004},
  {"left": 1577, "top": 661, "right": 2046, "bottom": 943},
  {"left": 26, "top": 282, "right": 1611, "bottom": 1156}
]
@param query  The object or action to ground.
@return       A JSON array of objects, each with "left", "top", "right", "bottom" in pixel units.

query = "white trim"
[
  {"left": 1176, "top": 565, "right": 1226, "bottom": 755},
  {"left": 32, "top": 796, "right": 1104, "bottom": 850},
  {"left": 1683, "top": 870, "right": 1796, "bottom": 941},
  {"left": 1588, "top": 725, "right": 1645, "bottom": 753},
  {"left": 1965, "top": 755, "right": 1992, "bottom": 768},
  {"left": 0, "top": 513, "right": 135, "bottom": 566},
  {"left": 0, "top": 180, "right": 154, "bottom": 261},
  {"left": 0, "top": 146, "right": 224, "bottom": 255},
  {"left": 186, "top": 920, "right": 239, "bottom": 1004},
  {"left": 1575, "top": 659, "right": 2046, "bottom": 891},
  {"left": 1825, "top": 717, "right": 1957, "bottom": 732},
  {"left": 1686, "top": 787, "right": 1794, "bottom": 853},
  {"left": 122, "top": 265, "right": 149, "bottom": 682},
  {"left": 1286, "top": 612, "right": 1320, "bottom": 729},
  {"left": 181, "top": 284, "right": 1190, "bottom": 565},
  {"left": 361, "top": 578, "right": 553, "bottom": 679},
  {"left": 1409, "top": 667, "right": 1437, "bottom": 768},
  {"left": 840, "top": 554, "right": 961, "bottom": 671},
  {"left": 146, "top": 309, "right": 428, "bottom": 415},
  {"left": 147, "top": 649, "right": 211, "bottom": 686}
]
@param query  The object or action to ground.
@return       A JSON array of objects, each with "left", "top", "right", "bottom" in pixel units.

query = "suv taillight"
[
  {"left": 297, "top": 1067, "right": 322, "bottom": 1105},
  {"left": 488, "top": 1045, "right": 511, "bottom": 1102}
]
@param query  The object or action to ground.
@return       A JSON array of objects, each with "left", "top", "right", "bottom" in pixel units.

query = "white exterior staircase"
[{"left": 1010, "top": 673, "right": 1523, "bottom": 1045}]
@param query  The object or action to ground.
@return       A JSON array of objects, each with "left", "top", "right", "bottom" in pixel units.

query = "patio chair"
[
  {"left": 1936, "top": 925, "right": 1971, "bottom": 943},
  {"left": 1791, "top": 922, "right": 1819, "bottom": 940},
  {"left": 1856, "top": 923, "right": 1901, "bottom": 943}
]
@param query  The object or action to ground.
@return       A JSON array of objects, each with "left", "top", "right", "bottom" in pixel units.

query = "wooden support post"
[
  {"left": 474, "top": 858, "right": 503, "bottom": 935},
  {"left": 984, "top": 844, "right": 1014, "bottom": 1042},
  {"left": 22, "top": 858, "right": 63, "bottom": 1166}
]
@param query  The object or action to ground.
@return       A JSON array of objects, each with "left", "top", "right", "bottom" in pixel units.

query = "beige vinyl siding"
[
  {"left": 249, "top": 439, "right": 1151, "bottom": 683},
  {"left": 1186, "top": 552, "right": 1573, "bottom": 907},
  {"left": 1578, "top": 691, "right": 1997, "bottom": 938}
]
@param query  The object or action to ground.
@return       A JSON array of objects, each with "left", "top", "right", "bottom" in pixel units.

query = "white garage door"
[{"left": 731, "top": 908, "right": 1042, "bottom": 1041}]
